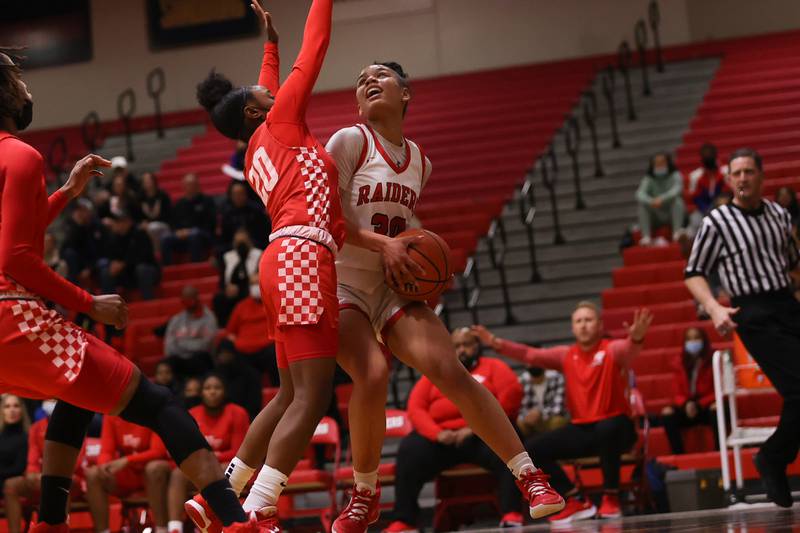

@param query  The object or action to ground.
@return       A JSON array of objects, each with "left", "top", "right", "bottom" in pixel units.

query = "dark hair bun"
[{"left": 196, "top": 70, "right": 233, "bottom": 112}]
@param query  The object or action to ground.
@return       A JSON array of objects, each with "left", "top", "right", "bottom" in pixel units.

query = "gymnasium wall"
[{"left": 18, "top": 0, "right": 800, "bottom": 130}]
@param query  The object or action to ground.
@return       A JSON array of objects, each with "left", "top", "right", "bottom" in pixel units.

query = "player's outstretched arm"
[
  {"left": 46, "top": 154, "right": 111, "bottom": 225},
  {"left": 252, "top": 0, "right": 281, "bottom": 96}
]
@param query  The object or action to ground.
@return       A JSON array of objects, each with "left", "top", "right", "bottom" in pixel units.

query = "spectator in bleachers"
[
  {"left": 164, "top": 286, "right": 218, "bottom": 380},
  {"left": 687, "top": 143, "right": 729, "bottom": 234},
  {"left": 517, "top": 366, "right": 568, "bottom": 437},
  {"left": 219, "top": 181, "right": 270, "bottom": 251},
  {"left": 181, "top": 377, "right": 203, "bottom": 409},
  {"left": 160, "top": 173, "right": 216, "bottom": 265},
  {"left": 97, "top": 174, "right": 143, "bottom": 225},
  {"left": 139, "top": 172, "right": 173, "bottom": 254},
  {"left": 97, "top": 210, "right": 161, "bottom": 300},
  {"left": 384, "top": 328, "right": 525, "bottom": 531},
  {"left": 153, "top": 361, "right": 180, "bottom": 396},
  {"left": 110, "top": 155, "right": 140, "bottom": 194},
  {"left": 636, "top": 152, "right": 686, "bottom": 246},
  {"left": 0, "top": 395, "right": 30, "bottom": 488},
  {"left": 153, "top": 374, "right": 249, "bottom": 533},
  {"left": 61, "top": 198, "right": 104, "bottom": 285},
  {"left": 2, "top": 401, "right": 85, "bottom": 533},
  {"left": 661, "top": 327, "right": 718, "bottom": 454},
  {"left": 43, "top": 231, "right": 67, "bottom": 279},
  {"left": 214, "top": 339, "right": 263, "bottom": 420},
  {"left": 212, "top": 228, "right": 262, "bottom": 326},
  {"left": 224, "top": 281, "right": 278, "bottom": 386},
  {"left": 472, "top": 303, "right": 653, "bottom": 524},
  {"left": 222, "top": 141, "right": 261, "bottom": 205},
  {"left": 84, "top": 416, "right": 169, "bottom": 533},
  {"left": 776, "top": 186, "right": 799, "bottom": 234}
]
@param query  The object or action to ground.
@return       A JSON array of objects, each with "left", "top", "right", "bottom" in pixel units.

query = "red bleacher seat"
[
  {"left": 622, "top": 244, "right": 683, "bottom": 267},
  {"left": 602, "top": 281, "right": 692, "bottom": 309},
  {"left": 603, "top": 301, "right": 697, "bottom": 331},
  {"left": 611, "top": 261, "right": 686, "bottom": 288}
]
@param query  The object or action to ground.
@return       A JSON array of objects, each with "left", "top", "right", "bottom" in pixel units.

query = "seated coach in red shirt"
[
  {"left": 383, "top": 328, "right": 524, "bottom": 533},
  {"left": 472, "top": 302, "right": 652, "bottom": 525}
]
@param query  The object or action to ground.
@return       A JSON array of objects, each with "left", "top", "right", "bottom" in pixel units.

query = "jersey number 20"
[
  {"left": 372, "top": 213, "right": 407, "bottom": 237},
  {"left": 248, "top": 147, "right": 280, "bottom": 204}
]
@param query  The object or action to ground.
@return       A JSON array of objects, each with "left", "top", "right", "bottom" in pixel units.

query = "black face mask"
[
  {"left": 236, "top": 242, "right": 250, "bottom": 257},
  {"left": 528, "top": 367, "right": 545, "bottom": 378},
  {"left": 459, "top": 354, "right": 480, "bottom": 371},
  {"left": 702, "top": 156, "right": 717, "bottom": 171},
  {"left": 14, "top": 99, "right": 33, "bottom": 131}
]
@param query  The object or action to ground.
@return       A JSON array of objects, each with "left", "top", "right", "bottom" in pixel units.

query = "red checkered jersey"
[
  {"left": 98, "top": 416, "right": 167, "bottom": 467},
  {"left": 497, "top": 338, "right": 638, "bottom": 424},
  {"left": 0, "top": 133, "right": 92, "bottom": 312},
  {"left": 189, "top": 403, "right": 249, "bottom": 463},
  {"left": 407, "top": 357, "right": 522, "bottom": 442},
  {"left": 244, "top": 0, "right": 345, "bottom": 252}
]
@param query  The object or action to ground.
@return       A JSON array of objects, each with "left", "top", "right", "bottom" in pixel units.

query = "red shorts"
[
  {"left": 0, "top": 299, "right": 134, "bottom": 413},
  {"left": 113, "top": 465, "right": 145, "bottom": 496},
  {"left": 260, "top": 237, "right": 338, "bottom": 369}
]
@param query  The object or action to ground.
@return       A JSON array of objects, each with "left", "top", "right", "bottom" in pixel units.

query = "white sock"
[
  {"left": 155, "top": 527, "right": 168, "bottom": 533},
  {"left": 168, "top": 520, "right": 183, "bottom": 533},
  {"left": 507, "top": 451, "right": 536, "bottom": 478},
  {"left": 226, "top": 456, "right": 257, "bottom": 497},
  {"left": 353, "top": 468, "right": 379, "bottom": 495},
  {"left": 243, "top": 464, "right": 288, "bottom": 512}
]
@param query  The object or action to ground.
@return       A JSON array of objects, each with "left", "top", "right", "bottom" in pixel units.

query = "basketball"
[{"left": 392, "top": 228, "right": 453, "bottom": 301}]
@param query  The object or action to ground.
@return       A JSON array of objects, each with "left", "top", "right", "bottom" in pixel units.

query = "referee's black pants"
[
  {"left": 392, "top": 431, "right": 519, "bottom": 525},
  {"left": 732, "top": 291, "right": 800, "bottom": 466}
]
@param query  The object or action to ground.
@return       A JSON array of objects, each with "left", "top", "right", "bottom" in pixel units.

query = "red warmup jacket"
[
  {"left": 497, "top": 338, "right": 638, "bottom": 424},
  {"left": 670, "top": 354, "right": 716, "bottom": 408},
  {"left": 226, "top": 297, "right": 272, "bottom": 353},
  {"left": 190, "top": 403, "right": 249, "bottom": 463},
  {"left": 98, "top": 417, "right": 167, "bottom": 470},
  {"left": 407, "top": 357, "right": 522, "bottom": 442}
]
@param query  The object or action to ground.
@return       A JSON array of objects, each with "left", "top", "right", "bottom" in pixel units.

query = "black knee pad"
[
  {"left": 120, "top": 377, "right": 210, "bottom": 464},
  {"left": 45, "top": 402, "right": 94, "bottom": 449}
]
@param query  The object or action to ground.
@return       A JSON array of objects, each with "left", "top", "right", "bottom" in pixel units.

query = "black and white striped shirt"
[{"left": 685, "top": 200, "right": 800, "bottom": 297}]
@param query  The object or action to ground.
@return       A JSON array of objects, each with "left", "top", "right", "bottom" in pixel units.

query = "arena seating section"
[{"left": 13, "top": 28, "right": 800, "bottom": 529}]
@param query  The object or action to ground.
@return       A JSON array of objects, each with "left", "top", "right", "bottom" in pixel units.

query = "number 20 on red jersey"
[{"left": 247, "top": 147, "right": 280, "bottom": 205}]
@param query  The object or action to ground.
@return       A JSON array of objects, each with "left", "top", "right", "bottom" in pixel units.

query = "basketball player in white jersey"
[{"left": 325, "top": 62, "right": 564, "bottom": 533}]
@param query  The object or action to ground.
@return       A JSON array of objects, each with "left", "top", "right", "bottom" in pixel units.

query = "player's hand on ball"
[
  {"left": 63, "top": 154, "right": 112, "bottom": 199},
  {"left": 381, "top": 234, "right": 425, "bottom": 291},
  {"left": 90, "top": 294, "right": 129, "bottom": 330}
]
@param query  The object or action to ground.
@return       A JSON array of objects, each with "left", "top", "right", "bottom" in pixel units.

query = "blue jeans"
[
  {"left": 160, "top": 228, "right": 212, "bottom": 265},
  {"left": 97, "top": 259, "right": 160, "bottom": 300}
]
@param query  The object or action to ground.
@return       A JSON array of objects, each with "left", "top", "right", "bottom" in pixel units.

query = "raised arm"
[
  {"left": 251, "top": 1, "right": 281, "bottom": 96},
  {"left": 471, "top": 325, "right": 567, "bottom": 371},
  {"left": 267, "top": 0, "right": 332, "bottom": 145}
]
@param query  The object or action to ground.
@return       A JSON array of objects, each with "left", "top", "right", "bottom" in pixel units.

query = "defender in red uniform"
[
  {"left": 192, "top": 2, "right": 343, "bottom": 530},
  {"left": 0, "top": 49, "right": 252, "bottom": 533}
]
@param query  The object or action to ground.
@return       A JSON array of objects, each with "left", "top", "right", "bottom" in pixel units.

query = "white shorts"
[{"left": 337, "top": 282, "right": 414, "bottom": 341}]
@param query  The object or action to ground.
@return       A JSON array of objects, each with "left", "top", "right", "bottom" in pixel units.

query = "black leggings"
[{"left": 524, "top": 415, "right": 637, "bottom": 495}]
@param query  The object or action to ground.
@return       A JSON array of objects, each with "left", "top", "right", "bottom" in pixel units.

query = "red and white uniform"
[
  {"left": 326, "top": 124, "right": 431, "bottom": 338},
  {"left": 190, "top": 403, "right": 249, "bottom": 464},
  {"left": 244, "top": 0, "right": 344, "bottom": 367},
  {"left": 497, "top": 338, "right": 638, "bottom": 424},
  {"left": 0, "top": 133, "right": 133, "bottom": 412},
  {"left": 98, "top": 416, "right": 167, "bottom": 495}
]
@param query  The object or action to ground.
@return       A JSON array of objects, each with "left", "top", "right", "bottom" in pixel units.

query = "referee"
[{"left": 685, "top": 147, "right": 800, "bottom": 507}]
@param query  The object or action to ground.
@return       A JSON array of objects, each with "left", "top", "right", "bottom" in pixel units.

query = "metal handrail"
[
  {"left": 519, "top": 172, "right": 542, "bottom": 282},
  {"left": 635, "top": 19, "right": 652, "bottom": 96},
  {"left": 147, "top": 68, "right": 166, "bottom": 139},
  {"left": 486, "top": 217, "right": 516, "bottom": 325},
  {"left": 564, "top": 115, "right": 586, "bottom": 210},
  {"left": 618, "top": 41, "right": 637, "bottom": 121},
  {"left": 540, "top": 146, "right": 566, "bottom": 244},
  {"left": 582, "top": 90, "right": 604, "bottom": 177},
  {"left": 47, "top": 136, "right": 68, "bottom": 183},
  {"left": 649, "top": 0, "right": 665, "bottom": 73},
  {"left": 601, "top": 67, "right": 622, "bottom": 148},
  {"left": 81, "top": 111, "right": 103, "bottom": 152},
  {"left": 460, "top": 256, "right": 481, "bottom": 325},
  {"left": 117, "top": 88, "right": 137, "bottom": 161}
]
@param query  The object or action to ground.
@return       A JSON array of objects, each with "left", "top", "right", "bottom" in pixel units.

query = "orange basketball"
[{"left": 393, "top": 229, "right": 454, "bottom": 301}]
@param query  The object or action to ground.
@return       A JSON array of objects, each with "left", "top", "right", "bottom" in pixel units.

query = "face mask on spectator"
[
  {"left": 41, "top": 399, "right": 57, "bottom": 417},
  {"left": 702, "top": 156, "right": 717, "bottom": 170},
  {"left": 236, "top": 242, "right": 250, "bottom": 257},
  {"left": 653, "top": 166, "right": 669, "bottom": 177},
  {"left": 528, "top": 367, "right": 545, "bottom": 378},
  {"left": 250, "top": 284, "right": 261, "bottom": 300},
  {"left": 685, "top": 340, "right": 704, "bottom": 356}
]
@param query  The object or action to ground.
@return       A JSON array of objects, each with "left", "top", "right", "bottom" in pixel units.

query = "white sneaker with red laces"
[
  {"left": 515, "top": 469, "right": 565, "bottom": 519},
  {"left": 332, "top": 485, "right": 381, "bottom": 533}
]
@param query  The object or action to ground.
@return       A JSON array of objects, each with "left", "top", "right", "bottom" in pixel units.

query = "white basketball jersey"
[{"left": 336, "top": 124, "right": 426, "bottom": 293}]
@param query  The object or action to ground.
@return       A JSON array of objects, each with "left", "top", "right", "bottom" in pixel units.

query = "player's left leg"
[{"left": 385, "top": 303, "right": 564, "bottom": 519}]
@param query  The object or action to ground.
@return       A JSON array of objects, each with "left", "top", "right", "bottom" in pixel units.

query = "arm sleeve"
[
  {"left": 491, "top": 360, "right": 523, "bottom": 419},
  {"left": 407, "top": 378, "right": 443, "bottom": 442},
  {"left": 46, "top": 189, "right": 70, "bottom": 226},
  {"left": 495, "top": 339, "right": 567, "bottom": 371},
  {"left": 325, "top": 127, "right": 366, "bottom": 190},
  {"left": 636, "top": 177, "right": 653, "bottom": 204},
  {"left": 125, "top": 432, "right": 169, "bottom": 465},
  {"left": 685, "top": 218, "right": 722, "bottom": 278},
  {"left": 421, "top": 156, "right": 433, "bottom": 191},
  {"left": 658, "top": 172, "right": 684, "bottom": 202},
  {"left": 0, "top": 147, "right": 93, "bottom": 313},
  {"left": 608, "top": 338, "right": 641, "bottom": 368},
  {"left": 258, "top": 42, "right": 281, "bottom": 96},
  {"left": 267, "top": 0, "right": 332, "bottom": 145},
  {"left": 98, "top": 419, "right": 116, "bottom": 464}
]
